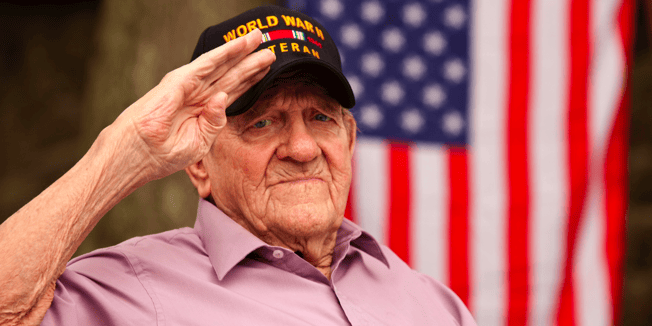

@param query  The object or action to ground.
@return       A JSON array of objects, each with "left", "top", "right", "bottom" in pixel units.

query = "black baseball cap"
[{"left": 191, "top": 5, "right": 356, "bottom": 116}]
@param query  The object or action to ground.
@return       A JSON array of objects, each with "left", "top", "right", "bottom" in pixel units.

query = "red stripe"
[
  {"left": 345, "top": 157, "right": 356, "bottom": 223},
  {"left": 387, "top": 141, "right": 411, "bottom": 266},
  {"left": 605, "top": 0, "right": 633, "bottom": 323},
  {"left": 506, "top": 0, "right": 532, "bottom": 323},
  {"left": 604, "top": 87, "right": 628, "bottom": 326},
  {"left": 448, "top": 146, "right": 470, "bottom": 307},
  {"left": 267, "top": 29, "right": 295, "bottom": 41},
  {"left": 556, "top": 0, "right": 591, "bottom": 325}
]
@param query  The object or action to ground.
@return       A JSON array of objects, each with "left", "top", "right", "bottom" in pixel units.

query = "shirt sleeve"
[{"left": 41, "top": 248, "right": 158, "bottom": 326}]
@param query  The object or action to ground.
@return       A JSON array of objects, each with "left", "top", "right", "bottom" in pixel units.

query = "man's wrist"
[{"left": 82, "top": 122, "right": 153, "bottom": 200}]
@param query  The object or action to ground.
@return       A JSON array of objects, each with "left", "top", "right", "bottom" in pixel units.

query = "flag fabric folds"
[{"left": 288, "top": 0, "right": 632, "bottom": 325}]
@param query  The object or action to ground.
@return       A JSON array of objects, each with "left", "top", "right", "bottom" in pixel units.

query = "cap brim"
[{"left": 225, "top": 57, "right": 355, "bottom": 116}]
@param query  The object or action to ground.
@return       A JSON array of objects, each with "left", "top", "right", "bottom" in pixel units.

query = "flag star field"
[{"left": 291, "top": 0, "right": 469, "bottom": 144}]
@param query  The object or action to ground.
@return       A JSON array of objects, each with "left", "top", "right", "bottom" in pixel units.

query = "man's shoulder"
[
  {"left": 373, "top": 243, "right": 477, "bottom": 325},
  {"left": 113, "top": 226, "right": 202, "bottom": 254},
  {"left": 67, "top": 227, "right": 205, "bottom": 271},
  {"left": 45, "top": 228, "right": 208, "bottom": 326}
]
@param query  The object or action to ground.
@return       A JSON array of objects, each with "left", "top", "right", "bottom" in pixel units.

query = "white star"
[
  {"left": 361, "top": 1, "right": 384, "bottom": 24},
  {"left": 361, "top": 52, "right": 385, "bottom": 77},
  {"left": 359, "top": 104, "right": 384, "bottom": 129},
  {"left": 381, "top": 80, "right": 405, "bottom": 105},
  {"left": 346, "top": 75, "right": 364, "bottom": 98},
  {"left": 423, "top": 31, "right": 447, "bottom": 56},
  {"left": 402, "top": 55, "right": 427, "bottom": 81},
  {"left": 423, "top": 84, "right": 446, "bottom": 108},
  {"left": 403, "top": 3, "right": 427, "bottom": 28},
  {"left": 381, "top": 27, "right": 405, "bottom": 52},
  {"left": 341, "top": 24, "right": 364, "bottom": 48},
  {"left": 321, "top": 0, "right": 344, "bottom": 20},
  {"left": 444, "top": 59, "right": 466, "bottom": 83},
  {"left": 443, "top": 111, "right": 464, "bottom": 136},
  {"left": 444, "top": 5, "right": 467, "bottom": 29},
  {"left": 401, "top": 109, "right": 425, "bottom": 134}
]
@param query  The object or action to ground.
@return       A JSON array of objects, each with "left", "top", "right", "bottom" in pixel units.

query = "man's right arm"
[
  {"left": 0, "top": 29, "right": 275, "bottom": 326},
  {"left": 0, "top": 123, "right": 155, "bottom": 325}
]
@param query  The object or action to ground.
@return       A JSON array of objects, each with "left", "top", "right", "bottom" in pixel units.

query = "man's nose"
[{"left": 276, "top": 118, "right": 321, "bottom": 162}]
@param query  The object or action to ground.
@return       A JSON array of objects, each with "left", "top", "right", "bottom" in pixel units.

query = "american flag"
[{"left": 287, "top": 0, "right": 632, "bottom": 325}]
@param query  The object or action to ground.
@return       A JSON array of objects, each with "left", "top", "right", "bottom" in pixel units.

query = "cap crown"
[{"left": 191, "top": 5, "right": 355, "bottom": 115}]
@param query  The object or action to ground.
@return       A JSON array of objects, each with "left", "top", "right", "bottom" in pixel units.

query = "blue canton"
[{"left": 286, "top": 0, "right": 470, "bottom": 144}]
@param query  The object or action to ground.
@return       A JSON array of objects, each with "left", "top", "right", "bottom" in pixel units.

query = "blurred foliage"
[
  {"left": 0, "top": 2, "right": 97, "bottom": 228},
  {"left": 626, "top": 40, "right": 652, "bottom": 326},
  {"left": 623, "top": 1, "right": 652, "bottom": 325}
]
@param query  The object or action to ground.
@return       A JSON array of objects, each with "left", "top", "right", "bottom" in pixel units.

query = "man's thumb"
[{"left": 199, "top": 91, "right": 228, "bottom": 137}]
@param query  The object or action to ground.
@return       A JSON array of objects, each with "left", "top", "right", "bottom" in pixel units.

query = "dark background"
[
  {"left": 0, "top": 0, "right": 274, "bottom": 254},
  {"left": 0, "top": 0, "right": 649, "bottom": 324}
]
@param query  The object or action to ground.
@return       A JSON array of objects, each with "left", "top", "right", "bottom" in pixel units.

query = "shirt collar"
[
  {"left": 194, "top": 199, "right": 389, "bottom": 280},
  {"left": 336, "top": 218, "right": 389, "bottom": 268}
]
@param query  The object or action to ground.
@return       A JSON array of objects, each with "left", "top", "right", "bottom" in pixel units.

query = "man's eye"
[
  {"left": 315, "top": 114, "right": 332, "bottom": 122},
  {"left": 253, "top": 120, "right": 271, "bottom": 129}
]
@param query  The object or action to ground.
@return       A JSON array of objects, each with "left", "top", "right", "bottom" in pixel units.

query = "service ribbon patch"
[{"left": 262, "top": 29, "right": 306, "bottom": 43}]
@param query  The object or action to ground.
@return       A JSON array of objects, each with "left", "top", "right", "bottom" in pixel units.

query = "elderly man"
[{"left": 0, "top": 6, "right": 475, "bottom": 326}]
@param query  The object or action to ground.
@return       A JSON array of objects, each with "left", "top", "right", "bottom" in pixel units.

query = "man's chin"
[
  {"left": 263, "top": 184, "right": 344, "bottom": 231},
  {"left": 267, "top": 201, "right": 341, "bottom": 234},
  {"left": 269, "top": 181, "right": 331, "bottom": 204}
]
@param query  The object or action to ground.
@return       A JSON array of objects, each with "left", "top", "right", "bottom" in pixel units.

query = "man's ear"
[
  {"left": 185, "top": 160, "right": 211, "bottom": 199},
  {"left": 343, "top": 112, "right": 357, "bottom": 155}
]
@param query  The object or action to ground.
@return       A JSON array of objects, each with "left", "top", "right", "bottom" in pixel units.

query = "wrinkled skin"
[{"left": 186, "top": 82, "right": 356, "bottom": 278}]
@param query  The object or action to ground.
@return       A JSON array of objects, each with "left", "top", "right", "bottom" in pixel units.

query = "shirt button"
[{"left": 272, "top": 250, "right": 284, "bottom": 259}]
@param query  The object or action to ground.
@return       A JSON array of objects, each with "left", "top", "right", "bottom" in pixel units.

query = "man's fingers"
[
  {"left": 212, "top": 48, "right": 275, "bottom": 97},
  {"left": 177, "top": 30, "right": 271, "bottom": 107},
  {"left": 189, "top": 29, "right": 263, "bottom": 81},
  {"left": 224, "top": 67, "right": 271, "bottom": 107},
  {"left": 205, "top": 28, "right": 263, "bottom": 67},
  {"left": 205, "top": 47, "right": 275, "bottom": 96}
]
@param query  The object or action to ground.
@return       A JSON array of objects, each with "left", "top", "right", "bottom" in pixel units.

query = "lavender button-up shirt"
[{"left": 42, "top": 199, "right": 476, "bottom": 325}]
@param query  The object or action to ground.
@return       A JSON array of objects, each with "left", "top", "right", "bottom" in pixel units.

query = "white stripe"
[
  {"left": 529, "top": 0, "right": 569, "bottom": 324},
  {"left": 575, "top": 184, "right": 610, "bottom": 326},
  {"left": 353, "top": 138, "right": 388, "bottom": 243},
  {"left": 412, "top": 144, "right": 448, "bottom": 283},
  {"left": 591, "top": 0, "right": 625, "bottom": 149},
  {"left": 469, "top": 0, "right": 508, "bottom": 323},
  {"left": 576, "top": 1, "right": 626, "bottom": 324}
]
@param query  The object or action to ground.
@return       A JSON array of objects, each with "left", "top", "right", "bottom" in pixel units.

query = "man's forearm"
[{"left": 0, "top": 123, "right": 149, "bottom": 325}]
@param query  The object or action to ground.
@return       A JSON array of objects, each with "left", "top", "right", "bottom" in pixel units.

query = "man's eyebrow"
[
  {"left": 235, "top": 101, "right": 273, "bottom": 125},
  {"left": 310, "top": 97, "right": 342, "bottom": 116},
  {"left": 319, "top": 100, "right": 341, "bottom": 114}
]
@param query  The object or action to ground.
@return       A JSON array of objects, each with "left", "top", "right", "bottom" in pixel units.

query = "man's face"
[{"left": 202, "top": 80, "right": 356, "bottom": 240}]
